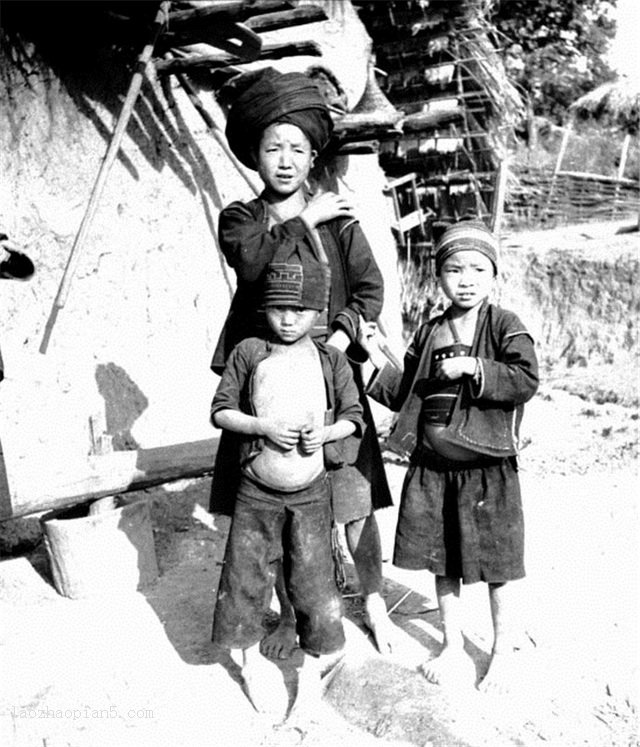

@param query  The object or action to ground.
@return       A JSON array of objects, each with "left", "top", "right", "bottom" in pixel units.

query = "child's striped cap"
[{"left": 435, "top": 220, "right": 499, "bottom": 275}]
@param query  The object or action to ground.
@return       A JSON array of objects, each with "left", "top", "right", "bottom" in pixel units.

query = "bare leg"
[
  {"left": 240, "top": 643, "right": 289, "bottom": 718},
  {"left": 420, "top": 575, "right": 474, "bottom": 685},
  {"left": 345, "top": 513, "right": 396, "bottom": 654},
  {"left": 478, "top": 581, "right": 520, "bottom": 694},
  {"left": 260, "top": 560, "right": 298, "bottom": 660}
]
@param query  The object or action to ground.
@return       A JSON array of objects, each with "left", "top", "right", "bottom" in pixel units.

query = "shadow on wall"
[
  {"left": 0, "top": 2, "right": 228, "bottom": 214},
  {"left": 1, "top": 1, "right": 236, "bottom": 303},
  {"left": 95, "top": 362, "right": 148, "bottom": 450}
]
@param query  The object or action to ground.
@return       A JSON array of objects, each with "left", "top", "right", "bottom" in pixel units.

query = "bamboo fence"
[{"left": 504, "top": 166, "right": 639, "bottom": 228}]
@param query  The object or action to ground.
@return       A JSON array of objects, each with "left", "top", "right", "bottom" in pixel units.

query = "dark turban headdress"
[
  {"left": 434, "top": 219, "right": 499, "bottom": 276},
  {"left": 224, "top": 67, "right": 334, "bottom": 170}
]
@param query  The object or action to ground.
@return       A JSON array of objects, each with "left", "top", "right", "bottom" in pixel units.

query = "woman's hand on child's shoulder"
[{"left": 300, "top": 191, "right": 354, "bottom": 229}]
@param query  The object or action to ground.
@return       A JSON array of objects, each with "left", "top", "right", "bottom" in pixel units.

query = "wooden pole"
[
  {"left": 491, "top": 157, "right": 508, "bottom": 235},
  {"left": 617, "top": 133, "right": 631, "bottom": 180},
  {"left": 613, "top": 133, "right": 631, "bottom": 216},
  {"left": 173, "top": 68, "right": 262, "bottom": 197},
  {"left": 39, "top": 2, "right": 171, "bottom": 354},
  {"left": 543, "top": 117, "right": 572, "bottom": 221}
]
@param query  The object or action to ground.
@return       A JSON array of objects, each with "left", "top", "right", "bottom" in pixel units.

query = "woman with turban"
[{"left": 209, "top": 66, "right": 395, "bottom": 657}]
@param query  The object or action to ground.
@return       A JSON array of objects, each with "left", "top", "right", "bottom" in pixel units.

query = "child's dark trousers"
[{"left": 212, "top": 470, "right": 345, "bottom": 656}]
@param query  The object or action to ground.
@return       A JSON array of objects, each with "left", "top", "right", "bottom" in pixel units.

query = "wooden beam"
[
  {"left": 244, "top": 6, "right": 327, "bottom": 32},
  {"left": 2, "top": 437, "right": 219, "bottom": 520},
  {"left": 167, "top": 1, "right": 291, "bottom": 26},
  {"left": 556, "top": 170, "right": 637, "bottom": 186},
  {"left": 402, "top": 107, "right": 462, "bottom": 132},
  {"left": 161, "top": 4, "right": 324, "bottom": 48},
  {"left": 156, "top": 40, "right": 321, "bottom": 73},
  {"left": 160, "top": 19, "right": 262, "bottom": 59},
  {"left": 421, "top": 172, "right": 495, "bottom": 187},
  {"left": 332, "top": 122, "right": 402, "bottom": 141},
  {"left": 335, "top": 141, "right": 381, "bottom": 155}
]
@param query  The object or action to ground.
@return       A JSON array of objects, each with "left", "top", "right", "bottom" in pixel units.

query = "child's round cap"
[
  {"left": 435, "top": 219, "right": 498, "bottom": 275},
  {"left": 263, "top": 259, "right": 330, "bottom": 311}
]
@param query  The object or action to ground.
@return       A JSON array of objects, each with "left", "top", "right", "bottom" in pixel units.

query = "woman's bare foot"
[
  {"left": 419, "top": 645, "right": 475, "bottom": 686},
  {"left": 240, "top": 645, "right": 289, "bottom": 719},
  {"left": 260, "top": 618, "right": 298, "bottom": 660},
  {"left": 363, "top": 593, "right": 396, "bottom": 654}
]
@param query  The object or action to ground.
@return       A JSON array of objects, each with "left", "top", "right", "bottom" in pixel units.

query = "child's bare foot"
[
  {"left": 363, "top": 593, "right": 396, "bottom": 654},
  {"left": 419, "top": 646, "right": 475, "bottom": 686},
  {"left": 260, "top": 619, "right": 297, "bottom": 660},
  {"left": 284, "top": 653, "right": 323, "bottom": 723},
  {"left": 241, "top": 647, "right": 288, "bottom": 719},
  {"left": 477, "top": 649, "right": 521, "bottom": 695}
]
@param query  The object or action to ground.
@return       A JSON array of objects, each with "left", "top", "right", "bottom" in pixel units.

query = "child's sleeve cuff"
[{"left": 470, "top": 357, "right": 485, "bottom": 398}]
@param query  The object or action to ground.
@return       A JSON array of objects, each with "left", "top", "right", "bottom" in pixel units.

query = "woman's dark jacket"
[{"left": 211, "top": 197, "right": 384, "bottom": 374}]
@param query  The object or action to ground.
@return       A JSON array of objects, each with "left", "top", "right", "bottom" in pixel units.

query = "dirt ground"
[{"left": 1, "top": 228, "right": 639, "bottom": 747}]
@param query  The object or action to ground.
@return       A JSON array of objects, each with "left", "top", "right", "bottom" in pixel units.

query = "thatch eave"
[{"left": 570, "top": 75, "right": 640, "bottom": 135}]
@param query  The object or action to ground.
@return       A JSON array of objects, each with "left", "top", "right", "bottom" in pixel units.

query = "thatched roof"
[
  {"left": 350, "top": 0, "right": 523, "bottom": 229},
  {"left": 352, "top": 0, "right": 524, "bottom": 128},
  {"left": 352, "top": 0, "right": 524, "bottom": 176},
  {"left": 1, "top": 1, "right": 518, "bottom": 152},
  {"left": 0, "top": 0, "right": 406, "bottom": 153},
  {"left": 570, "top": 75, "right": 640, "bottom": 135}
]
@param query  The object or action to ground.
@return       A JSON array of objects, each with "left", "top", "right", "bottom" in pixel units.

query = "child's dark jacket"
[
  {"left": 368, "top": 301, "right": 539, "bottom": 459},
  {"left": 211, "top": 336, "right": 365, "bottom": 470}
]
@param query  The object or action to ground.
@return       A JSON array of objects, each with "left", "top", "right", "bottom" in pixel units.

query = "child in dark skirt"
[{"left": 359, "top": 219, "right": 539, "bottom": 692}]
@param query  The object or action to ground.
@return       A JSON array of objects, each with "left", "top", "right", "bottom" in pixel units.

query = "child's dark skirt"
[
  {"left": 212, "top": 471, "right": 345, "bottom": 656},
  {"left": 393, "top": 447, "right": 525, "bottom": 584}
]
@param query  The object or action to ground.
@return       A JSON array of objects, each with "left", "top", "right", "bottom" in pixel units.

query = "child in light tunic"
[
  {"left": 360, "top": 220, "right": 539, "bottom": 692},
  {"left": 211, "top": 259, "right": 363, "bottom": 717}
]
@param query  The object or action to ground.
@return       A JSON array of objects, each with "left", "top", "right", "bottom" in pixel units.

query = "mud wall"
[
  {"left": 0, "top": 1, "right": 404, "bottom": 515},
  {"left": 497, "top": 228, "right": 639, "bottom": 371}
]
